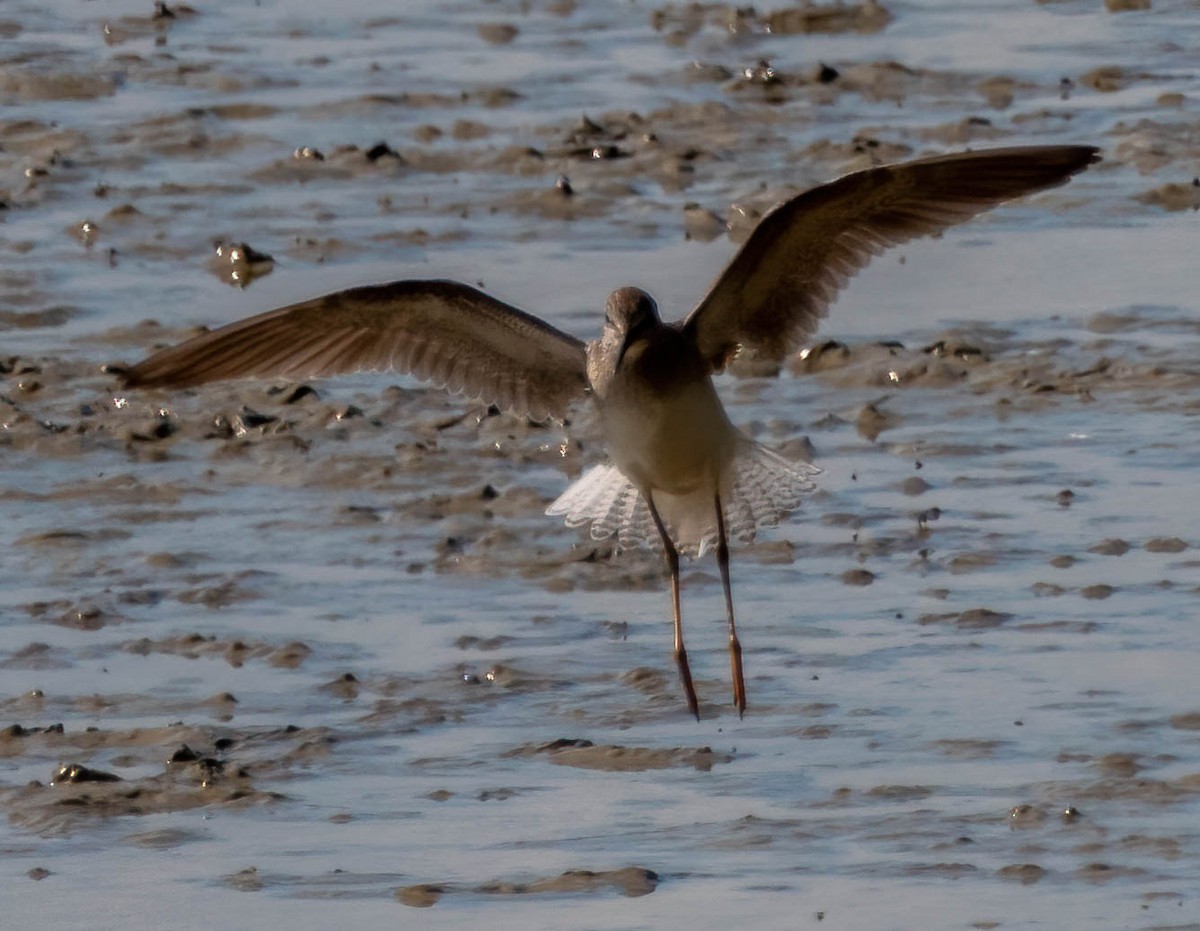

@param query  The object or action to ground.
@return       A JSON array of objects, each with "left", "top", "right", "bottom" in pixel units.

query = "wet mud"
[{"left": 4, "top": 1, "right": 1200, "bottom": 929}]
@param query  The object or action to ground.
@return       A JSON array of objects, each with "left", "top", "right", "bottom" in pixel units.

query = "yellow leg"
[
  {"left": 646, "top": 492, "right": 698, "bottom": 720},
  {"left": 714, "top": 492, "right": 746, "bottom": 717}
]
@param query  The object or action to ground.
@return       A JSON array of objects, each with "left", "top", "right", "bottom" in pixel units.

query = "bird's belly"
[{"left": 600, "top": 376, "right": 735, "bottom": 496}]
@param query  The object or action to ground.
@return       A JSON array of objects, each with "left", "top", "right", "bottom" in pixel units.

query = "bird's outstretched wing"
[
  {"left": 681, "top": 145, "right": 1100, "bottom": 371},
  {"left": 121, "top": 279, "right": 589, "bottom": 420}
]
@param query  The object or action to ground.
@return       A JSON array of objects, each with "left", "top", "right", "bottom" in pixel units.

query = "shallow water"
[{"left": 3, "top": 1, "right": 1200, "bottom": 929}]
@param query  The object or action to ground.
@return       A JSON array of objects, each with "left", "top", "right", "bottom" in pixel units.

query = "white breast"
[{"left": 598, "top": 361, "right": 737, "bottom": 496}]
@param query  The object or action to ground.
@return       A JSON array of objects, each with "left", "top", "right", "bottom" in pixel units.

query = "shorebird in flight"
[{"left": 121, "top": 144, "right": 1099, "bottom": 718}]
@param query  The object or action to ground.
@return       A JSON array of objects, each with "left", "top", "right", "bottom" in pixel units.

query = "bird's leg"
[
  {"left": 646, "top": 492, "right": 699, "bottom": 720},
  {"left": 714, "top": 491, "right": 746, "bottom": 717}
]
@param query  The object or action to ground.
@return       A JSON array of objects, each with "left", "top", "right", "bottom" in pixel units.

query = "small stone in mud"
[
  {"left": 1144, "top": 536, "right": 1188, "bottom": 553},
  {"left": 273, "top": 384, "right": 318, "bottom": 404},
  {"left": 454, "top": 634, "right": 513, "bottom": 650},
  {"left": 724, "top": 202, "right": 764, "bottom": 242},
  {"left": 1049, "top": 554, "right": 1076, "bottom": 569},
  {"left": 365, "top": 142, "right": 403, "bottom": 162},
  {"left": 621, "top": 666, "right": 668, "bottom": 695},
  {"left": 52, "top": 603, "right": 114, "bottom": 630},
  {"left": 209, "top": 241, "right": 274, "bottom": 288},
  {"left": 899, "top": 476, "right": 930, "bottom": 496},
  {"left": 125, "top": 416, "right": 176, "bottom": 443},
  {"left": 1089, "top": 538, "right": 1130, "bottom": 557},
  {"left": 477, "top": 23, "right": 519, "bottom": 45},
  {"left": 741, "top": 59, "right": 780, "bottom": 86},
  {"left": 855, "top": 402, "right": 893, "bottom": 441},
  {"left": 866, "top": 784, "right": 931, "bottom": 801},
  {"left": 948, "top": 551, "right": 997, "bottom": 574},
  {"left": 778, "top": 436, "right": 816, "bottom": 463},
  {"left": 685, "top": 61, "right": 734, "bottom": 83},
  {"left": 922, "top": 339, "right": 986, "bottom": 360},
  {"left": 583, "top": 144, "right": 629, "bottom": 161},
  {"left": 319, "top": 673, "right": 360, "bottom": 700},
  {"left": 1135, "top": 181, "right": 1200, "bottom": 212},
  {"left": 841, "top": 568, "right": 875, "bottom": 586},
  {"left": 50, "top": 763, "right": 122, "bottom": 785},
  {"left": 27, "top": 867, "right": 52, "bottom": 881},
  {"left": 916, "top": 508, "right": 941, "bottom": 531},
  {"left": 565, "top": 114, "right": 610, "bottom": 144},
  {"left": 1080, "top": 584, "right": 1114, "bottom": 600},
  {"left": 198, "top": 756, "right": 227, "bottom": 780},
  {"left": 397, "top": 883, "right": 445, "bottom": 907},
  {"left": 682, "top": 203, "right": 725, "bottom": 241},
  {"left": 268, "top": 641, "right": 312, "bottom": 668},
  {"left": 1077, "top": 862, "right": 1145, "bottom": 882},
  {"left": 1079, "top": 66, "right": 1127, "bottom": 93},
  {"left": 451, "top": 119, "right": 490, "bottom": 141},
  {"left": 1056, "top": 489, "right": 1075, "bottom": 507},
  {"left": 998, "top": 863, "right": 1045, "bottom": 885},
  {"left": 816, "top": 63, "right": 840, "bottom": 83},
  {"left": 1032, "top": 581, "right": 1065, "bottom": 597},
  {"left": 960, "top": 608, "right": 1013, "bottom": 628},
  {"left": 231, "top": 407, "right": 277, "bottom": 432},
  {"left": 1097, "top": 752, "right": 1142, "bottom": 777},
  {"left": 536, "top": 737, "right": 595, "bottom": 751},
  {"left": 1009, "top": 804, "right": 1045, "bottom": 827},
  {"left": 224, "top": 867, "right": 263, "bottom": 892},
  {"left": 69, "top": 219, "right": 99, "bottom": 247}
]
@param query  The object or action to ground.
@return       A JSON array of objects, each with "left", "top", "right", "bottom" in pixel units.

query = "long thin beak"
[
  {"left": 614, "top": 314, "right": 652, "bottom": 369},
  {"left": 615, "top": 330, "right": 635, "bottom": 368}
]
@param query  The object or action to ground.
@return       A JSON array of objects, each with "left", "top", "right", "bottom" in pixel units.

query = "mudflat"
[{"left": 3, "top": 2, "right": 1199, "bottom": 928}]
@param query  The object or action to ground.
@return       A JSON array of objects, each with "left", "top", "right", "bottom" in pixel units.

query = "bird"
[{"left": 119, "top": 144, "right": 1100, "bottom": 719}]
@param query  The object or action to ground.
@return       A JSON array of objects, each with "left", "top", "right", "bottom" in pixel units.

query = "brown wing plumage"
[
  {"left": 122, "top": 279, "right": 589, "bottom": 420},
  {"left": 681, "top": 144, "right": 1100, "bottom": 371}
]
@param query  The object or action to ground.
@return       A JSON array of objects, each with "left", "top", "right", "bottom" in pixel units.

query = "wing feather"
[
  {"left": 122, "top": 279, "right": 589, "bottom": 420},
  {"left": 682, "top": 145, "right": 1100, "bottom": 370}
]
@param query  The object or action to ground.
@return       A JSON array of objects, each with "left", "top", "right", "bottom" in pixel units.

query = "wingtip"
[
  {"left": 1077, "top": 144, "right": 1104, "bottom": 169},
  {"left": 1049, "top": 143, "right": 1102, "bottom": 177},
  {"left": 116, "top": 363, "right": 156, "bottom": 390},
  {"left": 117, "top": 359, "right": 201, "bottom": 391},
  {"left": 1054, "top": 144, "right": 1102, "bottom": 185},
  {"left": 101, "top": 362, "right": 135, "bottom": 388}
]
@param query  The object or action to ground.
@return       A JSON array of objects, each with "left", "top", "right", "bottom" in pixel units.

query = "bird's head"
[
  {"left": 585, "top": 287, "right": 661, "bottom": 397},
  {"left": 604, "top": 287, "right": 660, "bottom": 362}
]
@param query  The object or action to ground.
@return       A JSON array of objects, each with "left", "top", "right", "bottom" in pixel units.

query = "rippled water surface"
[{"left": 3, "top": 1, "right": 1200, "bottom": 928}]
